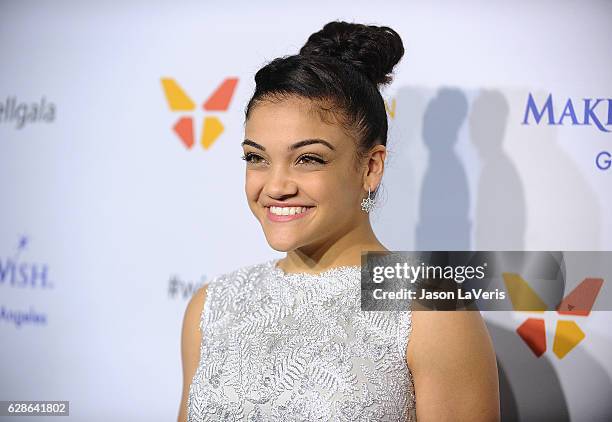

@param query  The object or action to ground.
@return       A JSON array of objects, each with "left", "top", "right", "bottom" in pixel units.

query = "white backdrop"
[{"left": 1, "top": 1, "right": 611, "bottom": 421}]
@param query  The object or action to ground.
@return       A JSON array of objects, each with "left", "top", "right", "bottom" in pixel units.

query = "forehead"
[{"left": 245, "top": 96, "right": 351, "bottom": 148}]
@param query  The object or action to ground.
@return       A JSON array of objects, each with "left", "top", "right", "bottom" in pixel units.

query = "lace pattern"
[{"left": 186, "top": 258, "right": 416, "bottom": 421}]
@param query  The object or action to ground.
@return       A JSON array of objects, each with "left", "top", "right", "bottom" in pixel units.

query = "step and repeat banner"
[{"left": 1, "top": 1, "right": 611, "bottom": 421}]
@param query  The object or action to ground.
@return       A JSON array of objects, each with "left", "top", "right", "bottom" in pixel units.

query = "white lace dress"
[{"left": 186, "top": 258, "right": 416, "bottom": 421}]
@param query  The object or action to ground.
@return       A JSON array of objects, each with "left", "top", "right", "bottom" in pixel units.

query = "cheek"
[
  {"left": 307, "top": 174, "right": 347, "bottom": 203},
  {"left": 305, "top": 162, "right": 357, "bottom": 200},
  {"left": 244, "top": 171, "right": 263, "bottom": 200}
]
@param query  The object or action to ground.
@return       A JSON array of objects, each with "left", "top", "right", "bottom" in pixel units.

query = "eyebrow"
[{"left": 241, "top": 138, "right": 336, "bottom": 152}]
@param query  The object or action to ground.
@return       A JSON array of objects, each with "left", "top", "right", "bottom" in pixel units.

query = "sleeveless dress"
[{"left": 186, "top": 258, "right": 416, "bottom": 421}]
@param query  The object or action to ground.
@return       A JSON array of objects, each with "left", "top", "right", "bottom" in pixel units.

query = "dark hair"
[{"left": 244, "top": 21, "right": 404, "bottom": 199}]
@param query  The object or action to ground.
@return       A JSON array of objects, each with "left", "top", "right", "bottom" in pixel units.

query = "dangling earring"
[{"left": 361, "top": 187, "right": 375, "bottom": 213}]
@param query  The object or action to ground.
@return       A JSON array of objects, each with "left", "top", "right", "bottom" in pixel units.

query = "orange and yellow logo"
[
  {"left": 161, "top": 77, "right": 238, "bottom": 150},
  {"left": 503, "top": 273, "right": 603, "bottom": 359}
]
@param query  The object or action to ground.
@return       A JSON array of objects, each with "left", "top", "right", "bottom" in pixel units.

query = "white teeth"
[{"left": 269, "top": 206, "right": 310, "bottom": 216}]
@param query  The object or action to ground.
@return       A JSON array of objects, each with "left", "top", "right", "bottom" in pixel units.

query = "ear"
[{"left": 362, "top": 144, "right": 387, "bottom": 191}]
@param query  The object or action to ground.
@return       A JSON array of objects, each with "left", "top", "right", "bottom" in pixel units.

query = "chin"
[
  {"left": 264, "top": 235, "right": 300, "bottom": 252},
  {"left": 268, "top": 244, "right": 293, "bottom": 253}
]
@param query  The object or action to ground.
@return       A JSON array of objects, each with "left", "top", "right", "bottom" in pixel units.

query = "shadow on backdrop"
[
  {"left": 416, "top": 87, "right": 470, "bottom": 250},
  {"left": 487, "top": 318, "right": 612, "bottom": 421},
  {"left": 470, "top": 90, "right": 526, "bottom": 249},
  {"left": 486, "top": 320, "right": 569, "bottom": 422}
]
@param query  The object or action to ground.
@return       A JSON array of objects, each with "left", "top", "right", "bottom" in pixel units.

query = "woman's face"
[{"left": 243, "top": 96, "right": 366, "bottom": 253}]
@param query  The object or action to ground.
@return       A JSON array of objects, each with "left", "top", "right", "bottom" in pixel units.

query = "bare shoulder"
[
  {"left": 184, "top": 285, "right": 209, "bottom": 330},
  {"left": 408, "top": 310, "right": 494, "bottom": 363},
  {"left": 407, "top": 310, "right": 500, "bottom": 421},
  {"left": 177, "top": 285, "right": 209, "bottom": 422}
]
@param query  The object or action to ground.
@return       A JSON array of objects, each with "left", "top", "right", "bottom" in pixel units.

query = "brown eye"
[
  {"left": 297, "top": 154, "right": 327, "bottom": 165},
  {"left": 241, "top": 152, "right": 265, "bottom": 164}
]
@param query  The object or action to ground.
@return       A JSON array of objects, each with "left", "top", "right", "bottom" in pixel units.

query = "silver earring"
[{"left": 361, "top": 187, "right": 375, "bottom": 213}]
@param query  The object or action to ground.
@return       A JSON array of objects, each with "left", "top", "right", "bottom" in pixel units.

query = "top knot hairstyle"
[
  {"left": 299, "top": 21, "right": 404, "bottom": 86},
  {"left": 245, "top": 21, "right": 404, "bottom": 196}
]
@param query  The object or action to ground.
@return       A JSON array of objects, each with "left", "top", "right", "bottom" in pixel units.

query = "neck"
[{"left": 278, "top": 220, "right": 388, "bottom": 273}]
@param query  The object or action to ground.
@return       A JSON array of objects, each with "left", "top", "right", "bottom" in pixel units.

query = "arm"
[
  {"left": 177, "top": 285, "right": 208, "bottom": 422},
  {"left": 407, "top": 310, "right": 500, "bottom": 421}
]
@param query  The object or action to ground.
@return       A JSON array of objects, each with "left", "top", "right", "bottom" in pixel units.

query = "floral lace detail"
[{"left": 186, "top": 259, "right": 416, "bottom": 421}]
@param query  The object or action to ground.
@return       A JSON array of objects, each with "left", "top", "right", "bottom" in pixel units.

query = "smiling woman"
[
  {"left": 240, "top": 95, "right": 381, "bottom": 255},
  {"left": 178, "top": 20, "right": 500, "bottom": 422}
]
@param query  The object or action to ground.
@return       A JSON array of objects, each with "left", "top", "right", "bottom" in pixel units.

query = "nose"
[{"left": 263, "top": 164, "right": 298, "bottom": 198}]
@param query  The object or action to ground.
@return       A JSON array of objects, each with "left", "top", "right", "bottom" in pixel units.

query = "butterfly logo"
[
  {"left": 503, "top": 273, "right": 603, "bottom": 359},
  {"left": 161, "top": 77, "right": 238, "bottom": 150}
]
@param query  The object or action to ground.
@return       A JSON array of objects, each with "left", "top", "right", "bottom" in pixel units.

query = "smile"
[{"left": 266, "top": 206, "right": 314, "bottom": 222}]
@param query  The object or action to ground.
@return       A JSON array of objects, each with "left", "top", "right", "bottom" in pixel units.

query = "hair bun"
[{"left": 299, "top": 21, "right": 404, "bottom": 86}]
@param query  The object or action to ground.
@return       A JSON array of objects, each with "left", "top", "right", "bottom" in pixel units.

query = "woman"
[{"left": 178, "top": 21, "right": 500, "bottom": 421}]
